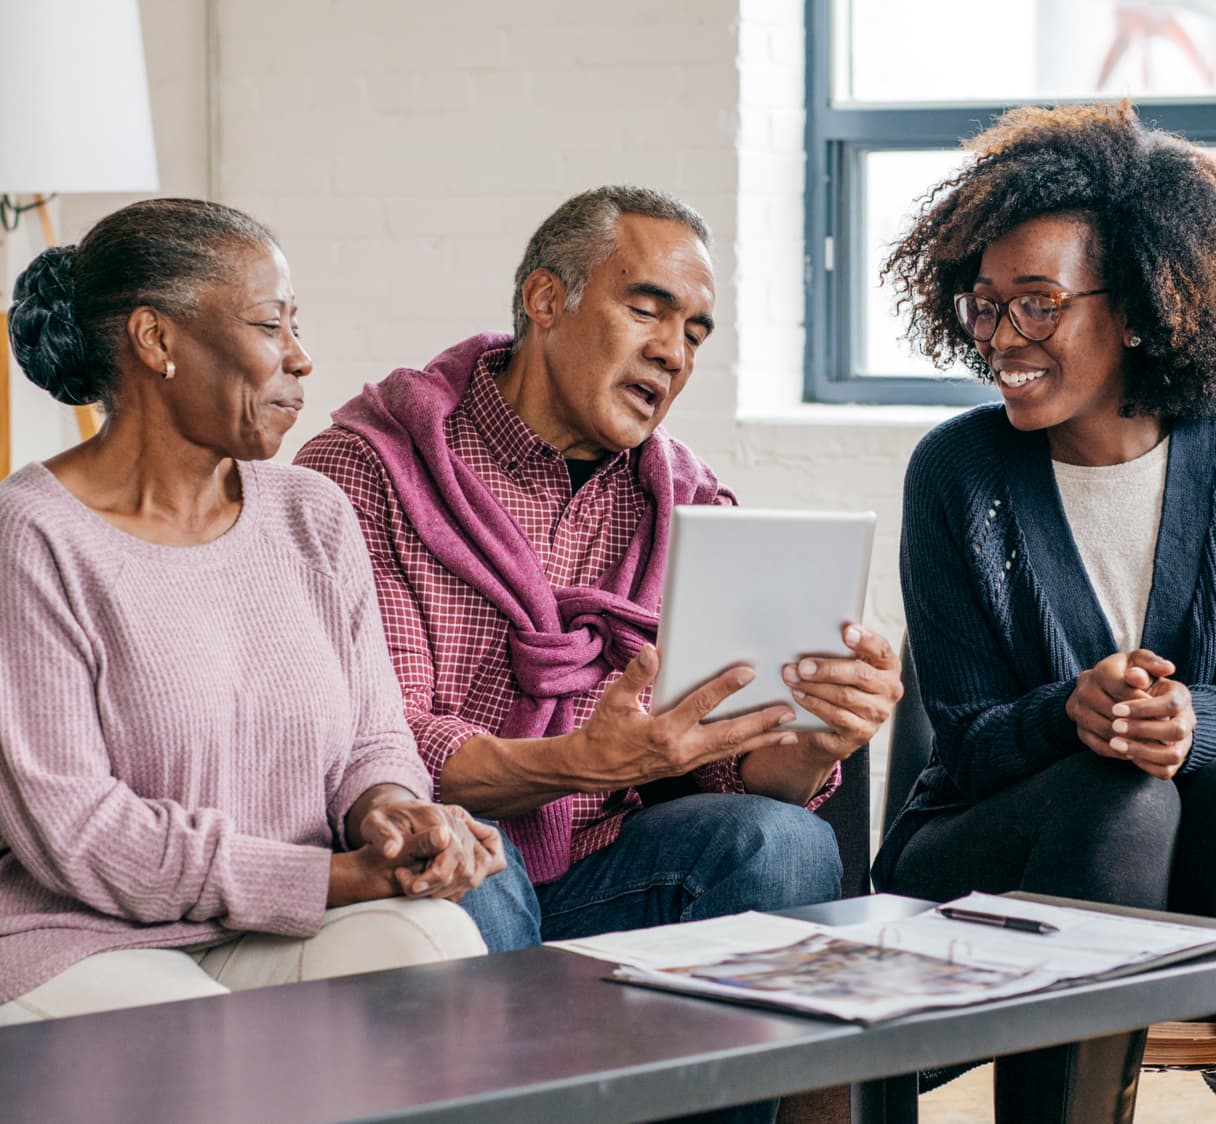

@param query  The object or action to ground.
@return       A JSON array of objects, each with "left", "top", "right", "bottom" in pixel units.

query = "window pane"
[
  {"left": 857, "top": 149, "right": 972, "bottom": 379},
  {"left": 836, "top": 0, "right": 1216, "bottom": 105}
]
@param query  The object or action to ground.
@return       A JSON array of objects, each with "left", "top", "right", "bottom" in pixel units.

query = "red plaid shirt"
[{"left": 297, "top": 347, "right": 833, "bottom": 865}]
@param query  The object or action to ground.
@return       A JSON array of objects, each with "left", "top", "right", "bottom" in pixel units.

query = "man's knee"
[
  {"left": 735, "top": 796, "right": 843, "bottom": 905},
  {"left": 458, "top": 830, "right": 543, "bottom": 952},
  {"left": 693, "top": 794, "right": 843, "bottom": 909}
]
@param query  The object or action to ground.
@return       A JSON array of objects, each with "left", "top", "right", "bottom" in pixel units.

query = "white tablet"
[{"left": 651, "top": 506, "right": 876, "bottom": 731}]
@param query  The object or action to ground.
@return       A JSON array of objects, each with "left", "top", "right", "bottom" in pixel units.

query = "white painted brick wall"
[{"left": 214, "top": 0, "right": 746, "bottom": 451}]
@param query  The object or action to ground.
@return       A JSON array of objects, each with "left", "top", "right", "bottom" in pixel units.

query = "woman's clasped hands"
[
  {"left": 329, "top": 784, "right": 506, "bottom": 907},
  {"left": 1066, "top": 650, "right": 1196, "bottom": 780}
]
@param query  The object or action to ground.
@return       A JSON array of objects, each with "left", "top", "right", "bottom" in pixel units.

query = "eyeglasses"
[{"left": 953, "top": 289, "right": 1109, "bottom": 343}]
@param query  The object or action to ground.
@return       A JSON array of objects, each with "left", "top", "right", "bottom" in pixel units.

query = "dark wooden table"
[{"left": 4, "top": 893, "right": 1216, "bottom": 1123}]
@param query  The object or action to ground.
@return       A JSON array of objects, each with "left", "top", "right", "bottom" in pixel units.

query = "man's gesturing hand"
[{"left": 570, "top": 643, "right": 798, "bottom": 789}]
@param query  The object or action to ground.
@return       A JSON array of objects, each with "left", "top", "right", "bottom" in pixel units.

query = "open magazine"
[{"left": 547, "top": 893, "right": 1216, "bottom": 1025}]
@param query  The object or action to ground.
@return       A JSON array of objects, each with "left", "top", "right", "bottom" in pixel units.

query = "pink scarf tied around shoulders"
[{"left": 332, "top": 332, "right": 724, "bottom": 881}]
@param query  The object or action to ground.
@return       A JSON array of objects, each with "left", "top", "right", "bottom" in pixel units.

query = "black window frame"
[{"left": 804, "top": 0, "right": 1216, "bottom": 405}]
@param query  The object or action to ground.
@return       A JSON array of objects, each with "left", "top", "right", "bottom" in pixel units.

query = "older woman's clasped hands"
[{"left": 337, "top": 786, "right": 505, "bottom": 904}]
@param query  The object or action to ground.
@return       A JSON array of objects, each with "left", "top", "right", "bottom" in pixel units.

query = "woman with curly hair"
[{"left": 874, "top": 101, "right": 1216, "bottom": 1120}]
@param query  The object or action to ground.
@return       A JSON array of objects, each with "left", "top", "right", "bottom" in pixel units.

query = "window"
[{"left": 806, "top": 0, "right": 1216, "bottom": 404}]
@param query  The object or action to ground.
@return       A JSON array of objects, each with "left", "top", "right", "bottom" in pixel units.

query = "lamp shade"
[{"left": 0, "top": 0, "right": 158, "bottom": 193}]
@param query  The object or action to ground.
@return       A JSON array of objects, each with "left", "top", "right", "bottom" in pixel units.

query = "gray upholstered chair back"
[
  {"left": 814, "top": 746, "right": 870, "bottom": 898},
  {"left": 880, "top": 638, "right": 934, "bottom": 838}
]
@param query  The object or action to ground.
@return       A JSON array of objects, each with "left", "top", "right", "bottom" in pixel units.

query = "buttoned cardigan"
[{"left": 874, "top": 404, "right": 1216, "bottom": 888}]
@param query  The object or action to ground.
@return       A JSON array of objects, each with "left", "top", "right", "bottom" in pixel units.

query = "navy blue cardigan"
[{"left": 873, "top": 404, "right": 1216, "bottom": 888}]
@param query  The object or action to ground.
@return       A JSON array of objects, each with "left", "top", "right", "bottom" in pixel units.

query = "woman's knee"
[
  {"left": 1024, "top": 755, "right": 1179, "bottom": 907},
  {"left": 1045, "top": 754, "right": 1181, "bottom": 842},
  {"left": 887, "top": 755, "right": 1181, "bottom": 907},
  {"left": 300, "top": 898, "right": 488, "bottom": 980},
  {"left": 209, "top": 898, "right": 489, "bottom": 989},
  {"left": 0, "top": 949, "right": 227, "bottom": 1024}
]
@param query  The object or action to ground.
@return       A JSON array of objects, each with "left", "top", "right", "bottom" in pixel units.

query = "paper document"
[
  {"left": 548, "top": 911, "right": 819, "bottom": 968},
  {"left": 549, "top": 894, "right": 1216, "bottom": 1025}
]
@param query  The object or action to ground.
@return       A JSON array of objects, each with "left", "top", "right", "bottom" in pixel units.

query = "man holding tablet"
[{"left": 297, "top": 186, "right": 903, "bottom": 963}]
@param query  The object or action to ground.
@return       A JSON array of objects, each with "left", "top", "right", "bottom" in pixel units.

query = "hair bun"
[{"left": 7, "top": 244, "right": 97, "bottom": 405}]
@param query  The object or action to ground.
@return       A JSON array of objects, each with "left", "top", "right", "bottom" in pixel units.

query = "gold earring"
[{"left": 162, "top": 360, "right": 176, "bottom": 380}]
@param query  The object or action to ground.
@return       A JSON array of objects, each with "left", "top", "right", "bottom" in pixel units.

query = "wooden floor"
[{"left": 920, "top": 1063, "right": 1216, "bottom": 1122}]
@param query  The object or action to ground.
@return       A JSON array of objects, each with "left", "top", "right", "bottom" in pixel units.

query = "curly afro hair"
[{"left": 882, "top": 101, "right": 1216, "bottom": 418}]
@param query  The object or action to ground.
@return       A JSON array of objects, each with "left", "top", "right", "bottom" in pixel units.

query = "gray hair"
[
  {"left": 9, "top": 198, "right": 276, "bottom": 410},
  {"left": 511, "top": 185, "right": 711, "bottom": 346}
]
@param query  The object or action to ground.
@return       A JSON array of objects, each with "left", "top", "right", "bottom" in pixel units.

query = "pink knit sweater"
[{"left": 0, "top": 460, "right": 432, "bottom": 1003}]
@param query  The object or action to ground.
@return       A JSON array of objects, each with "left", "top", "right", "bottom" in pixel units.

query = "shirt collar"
[{"left": 463, "top": 346, "right": 631, "bottom": 478}]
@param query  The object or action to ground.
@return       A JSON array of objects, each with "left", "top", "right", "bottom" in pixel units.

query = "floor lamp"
[{"left": 0, "top": 0, "right": 159, "bottom": 478}]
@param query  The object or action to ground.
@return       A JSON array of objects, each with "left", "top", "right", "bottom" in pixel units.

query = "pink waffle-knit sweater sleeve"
[{"left": 0, "top": 459, "right": 432, "bottom": 1003}]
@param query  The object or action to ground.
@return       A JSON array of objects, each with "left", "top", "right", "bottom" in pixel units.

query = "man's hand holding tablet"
[
  {"left": 782, "top": 623, "right": 904, "bottom": 757},
  {"left": 744, "top": 621, "right": 903, "bottom": 805},
  {"left": 451, "top": 508, "right": 902, "bottom": 818},
  {"left": 568, "top": 621, "right": 901, "bottom": 808},
  {"left": 634, "top": 506, "right": 903, "bottom": 803},
  {"left": 651, "top": 507, "right": 896, "bottom": 723}
]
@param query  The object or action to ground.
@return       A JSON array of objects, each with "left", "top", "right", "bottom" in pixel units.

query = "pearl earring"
[{"left": 162, "top": 360, "right": 176, "bottom": 380}]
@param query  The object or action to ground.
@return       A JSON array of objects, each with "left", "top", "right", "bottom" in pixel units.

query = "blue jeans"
[
  {"left": 459, "top": 793, "right": 843, "bottom": 1124},
  {"left": 461, "top": 792, "right": 843, "bottom": 948}
]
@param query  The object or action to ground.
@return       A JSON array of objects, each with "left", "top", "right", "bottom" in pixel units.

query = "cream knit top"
[{"left": 1052, "top": 436, "right": 1170, "bottom": 654}]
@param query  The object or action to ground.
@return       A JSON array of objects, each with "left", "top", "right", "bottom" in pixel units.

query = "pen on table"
[{"left": 936, "top": 906, "right": 1060, "bottom": 935}]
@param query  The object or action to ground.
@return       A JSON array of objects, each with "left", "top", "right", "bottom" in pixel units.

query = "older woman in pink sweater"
[{"left": 0, "top": 198, "right": 502, "bottom": 1023}]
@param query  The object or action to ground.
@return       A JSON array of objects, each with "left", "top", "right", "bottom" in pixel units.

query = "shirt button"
[{"left": 506, "top": 459, "right": 518, "bottom": 471}]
